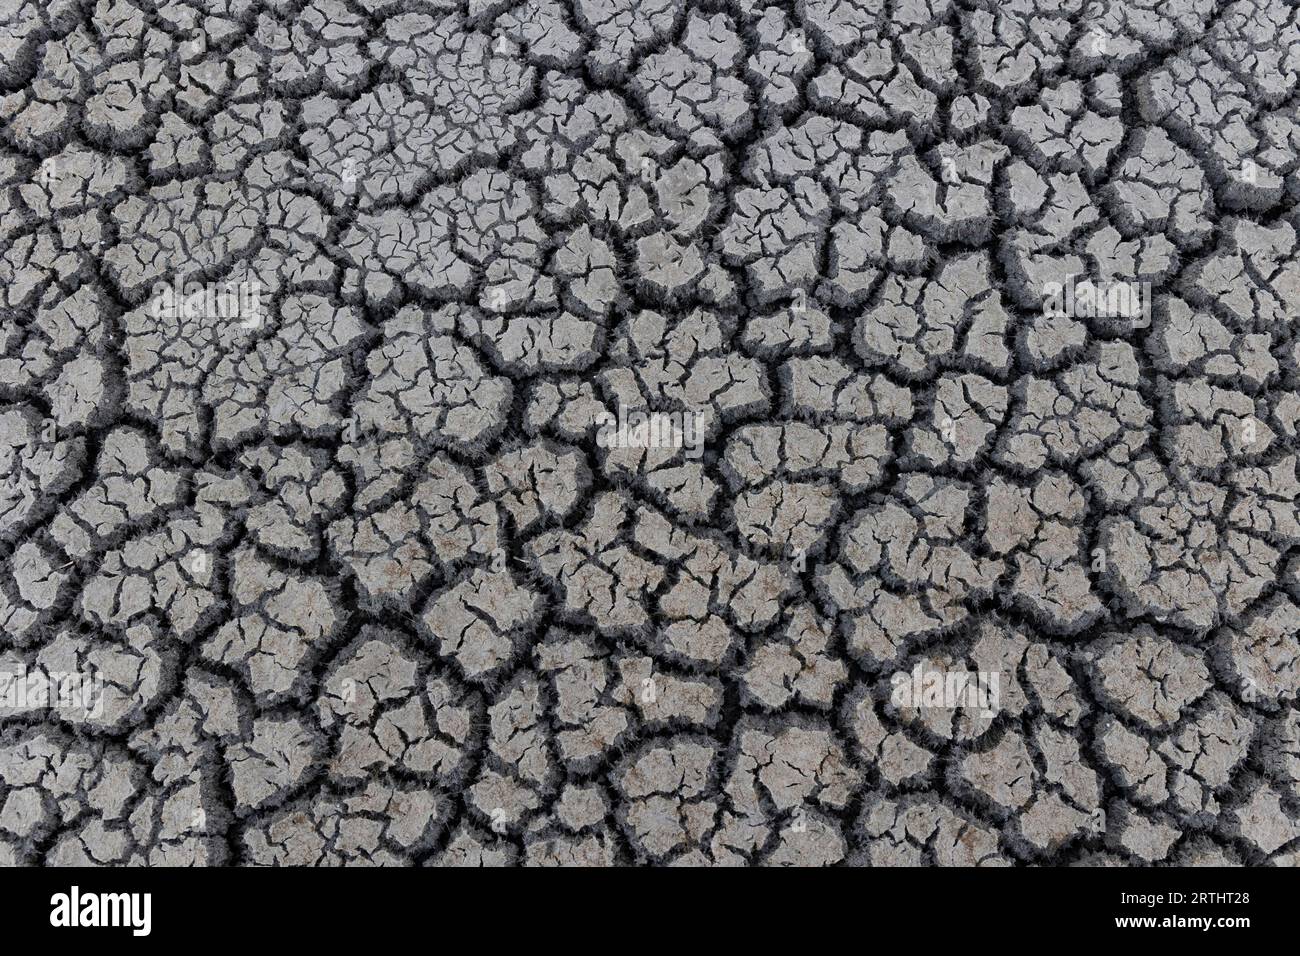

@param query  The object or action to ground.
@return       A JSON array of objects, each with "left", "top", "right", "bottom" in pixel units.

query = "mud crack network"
[{"left": 1, "top": 0, "right": 1299, "bottom": 867}]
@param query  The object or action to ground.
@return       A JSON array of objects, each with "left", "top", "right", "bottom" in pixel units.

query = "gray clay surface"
[{"left": 1, "top": 0, "right": 1299, "bottom": 866}]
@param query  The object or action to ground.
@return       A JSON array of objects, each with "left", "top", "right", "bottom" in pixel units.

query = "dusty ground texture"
[{"left": 2, "top": 0, "right": 1300, "bottom": 867}]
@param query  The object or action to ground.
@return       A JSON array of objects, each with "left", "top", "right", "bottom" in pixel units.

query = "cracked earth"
[{"left": 2, "top": 0, "right": 1300, "bottom": 867}]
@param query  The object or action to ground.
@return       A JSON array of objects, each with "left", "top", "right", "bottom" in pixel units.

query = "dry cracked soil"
[{"left": 2, "top": 0, "right": 1300, "bottom": 868}]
